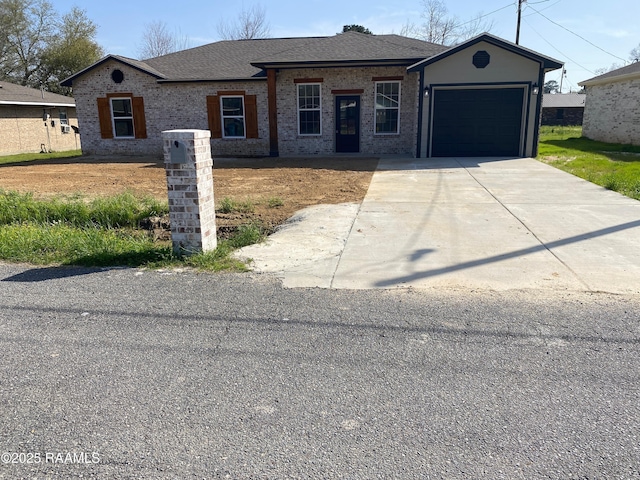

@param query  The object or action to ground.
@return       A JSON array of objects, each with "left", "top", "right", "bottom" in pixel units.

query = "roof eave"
[
  {"left": 251, "top": 58, "right": 426, "bottom": 70},
  {"left": 156, "top": 76, "right": 267, "bottom": 84},
  {"left": 579, "top": 71, "right": 640, "bottom": 87},
  {"left": 0, "top": 100, "right": 75, "bottom": 107},
  {"left": 60, "top": 55, "right": 166, "bottom": 87},
  {"left": 407, "top": 33, "right": 563, "bottom": 73}
]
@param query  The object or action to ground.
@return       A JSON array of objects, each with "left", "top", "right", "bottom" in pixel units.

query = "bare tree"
[
  {"left": 594, "top": 63, "right": 622, "bottom": 76},
  {"left": 630, "top": 43, "right": 640, "bottom": 63},
  {"left": 400, "top": 0, "right": 493, "bottom": 46},
  {"left": 456, "top": 11, "right": 494, "bottom": 43},
  {"left": 138, "top": 20, "right": 190, "bottom": 59},
  {"left": 420, "top": 0, "right": 458, "bottom": 44},
  {"left": 217, "top": 4, "right": 270, "bottom": 40}
]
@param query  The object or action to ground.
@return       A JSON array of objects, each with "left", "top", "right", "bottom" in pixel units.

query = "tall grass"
[
  {"left": 0, "top": 190, "right": 167, "bottom": 228},
  {"left": 0, "top": 190, "right": 261, "bottom": 270},
  {"left": 0, "top": 223, "right": 171, "bottom": 266}
]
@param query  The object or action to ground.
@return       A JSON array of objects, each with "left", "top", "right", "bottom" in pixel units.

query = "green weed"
[
  {"left": 267, "top": 196, "right": 284, "bottom": 208},
  {"left": 0, "top": 223, "right": 170, "bottom": 266},
  {"left": 0, "top": 190, "right": 167, "bottom": 228},
  {"left": 538, "top": 127, "right": 640, "bottom": 201},
  {"left": 217, "top": 197, "right": 255, "bottom": 214},
  {"left": 0, "top": 150, "right": 82, "bottom": 165},
  {"left": 0, "top": 191, "right": 262, "bottom": 271}
]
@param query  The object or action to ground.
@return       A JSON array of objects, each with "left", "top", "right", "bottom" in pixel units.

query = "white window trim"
[
  {"left": 58, "top": 108, "right": 69, "bottom": 125},
  {"left": 297, "top": 83, "right": 322, "bottom": 136},
  {"left": 220, "top": 95, "right": 246, "bottom": 139},
  {"left": 110, "top": 97, "right": 135, "bottom": 139},
  {"left": 374, "top": 81, "right": 401, "bottom": 135}
]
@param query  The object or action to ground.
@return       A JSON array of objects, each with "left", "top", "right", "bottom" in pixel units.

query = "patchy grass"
[
  {"left": 217, "top": 196, "right": 256, "bottom": 214},
  {"left": 0, "top": 149, "right": 82, "bottom": 165},
  {"left": 0, "top": 190, "right": 264, "bottom": 271},
  {"left": 216, "top": 195, "right": 285, "bottom": 213},
  {"left": 267, "top": 196, "right": 284, "bottom": 208},
  {"left": 538, "top": 126, "right": 640, "bottom": 201}
]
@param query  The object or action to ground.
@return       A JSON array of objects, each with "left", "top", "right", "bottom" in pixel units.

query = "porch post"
[{"left": 267, "top": 68, "right": 279, "bottom": 157}]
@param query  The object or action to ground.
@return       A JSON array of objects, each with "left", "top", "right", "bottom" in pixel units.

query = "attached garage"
[
  {"left": 409, "top": 34, "right": 562, "bottom": 158},
  {"left": 431, "top": 87, "right": 524, "bottom": 157}
]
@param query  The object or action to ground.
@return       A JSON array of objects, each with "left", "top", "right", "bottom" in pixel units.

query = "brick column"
[{"left": 162, "top": 129, "right": 216, "bottom": 254}]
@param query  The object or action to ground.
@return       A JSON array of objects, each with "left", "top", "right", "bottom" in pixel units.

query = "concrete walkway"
[{"left": 236, "top": 157, "right": 640, "bottom": 294}]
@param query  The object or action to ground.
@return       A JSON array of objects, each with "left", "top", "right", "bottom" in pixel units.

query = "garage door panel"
[{"left": 432, "top": 88, "right": 524, "bottom": 157}]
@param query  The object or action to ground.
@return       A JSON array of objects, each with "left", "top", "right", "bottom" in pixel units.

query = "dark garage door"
[{"left": 431, "top": 88, "right": 524, "bottom": 157}]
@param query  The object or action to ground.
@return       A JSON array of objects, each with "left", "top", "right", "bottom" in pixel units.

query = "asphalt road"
[{"left": 1, "top": 263, "right": 639, "bottom": 479}]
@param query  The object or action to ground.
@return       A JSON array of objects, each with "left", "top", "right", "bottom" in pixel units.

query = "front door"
[{"left": 335, "top": 96, "right": 360, "bottom": 153}]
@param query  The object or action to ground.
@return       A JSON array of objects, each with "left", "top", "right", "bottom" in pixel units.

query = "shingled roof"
[
  {"left": 542, "top": 93, "right": 586, "bottom": 108},
  {"left": 249, "top": 32, "right": 447, "bottom": 68},
  {"left": 0, "top": 81, "right": 75, "bottom": 106},
  {"left": 62, "top": 32, "right": 448, "bottom": 86},
  {"left": 579, "top": 61, "right": 640, "bottom": 86}
]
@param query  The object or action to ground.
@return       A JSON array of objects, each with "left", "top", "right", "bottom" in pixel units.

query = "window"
[
  {"left": 298, "top": 84, "right": 321, "bottom": 135},
  {"left": 58, "top": 108, "right": 68, "bottom": 125},
  {"left": 556, "top": 108, "right": 564, "bottom": 120},
  {"left": 206, "top": 93, "right": 258, "bottom": 139},
  {"left": 375, "top": 82, "right": 400, "bottom": 134},
  {"left": 97, "top": 94, "right": 146, "bottom": 140},
  {"left": 221, "top": 96, "right": 245, "bottom": 138},
  {"left": 110, "top": 97, "right": 134, "bottom": 138}
]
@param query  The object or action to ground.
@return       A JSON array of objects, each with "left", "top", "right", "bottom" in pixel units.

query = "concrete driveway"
[{"left": 237, "top": 157, "right": 640, "bottom": 294}]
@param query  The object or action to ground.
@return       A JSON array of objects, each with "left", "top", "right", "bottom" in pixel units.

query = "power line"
[
  {"left": 523, "top": 0, "right": 563, "bottom": 17},
  {"left": 452, "top": 2, "right": 515, "bottom": 30},
  {"left": 526, "top": 4, "right": 628, "bottom": 63},
  {"left": 522, "top": 18, "right": 595, "bottom": 75}
]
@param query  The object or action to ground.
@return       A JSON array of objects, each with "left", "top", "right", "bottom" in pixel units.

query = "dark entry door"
[
  {"left": 431, "top": 87, "right": 524, "bottom": 157},
  {"left": 335, "top": 96, "right": 360, "bottom": 153}
]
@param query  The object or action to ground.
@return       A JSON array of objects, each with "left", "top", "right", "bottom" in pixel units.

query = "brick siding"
[
  {"left": 0, "top": 105, "right": 80, "bottom": 155},
  {"left": 541, "top": 107, "right": 583, "bottom": 126},
  {"left": 277, "top": 67, "right": 419, "bottom": 156},
  {"left": 73, "top": 60, "right": 419, "bottom": 157},
  {"left": 582, "top": 78, "right": 640, "bottom": 145},
  {"left": 73, "top": 61, "right": 269, "bottom": 157}
]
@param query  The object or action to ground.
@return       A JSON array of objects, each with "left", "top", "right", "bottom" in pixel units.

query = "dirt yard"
[{"left": 0, "top": 155, "right": 378, "bottom": 234}]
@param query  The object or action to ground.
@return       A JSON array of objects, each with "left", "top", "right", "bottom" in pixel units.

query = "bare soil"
[{"left": 0, "top": 155, "right": 378, "bottom": 236}]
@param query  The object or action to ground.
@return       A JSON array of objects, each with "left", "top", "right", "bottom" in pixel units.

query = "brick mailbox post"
[{"left": 162, "top": 129, "right": 216, "bottom": 254}]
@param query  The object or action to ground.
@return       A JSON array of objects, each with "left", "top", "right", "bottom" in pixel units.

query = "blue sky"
[{"left": 52, "top": 0, "right": 638, "bottom": 91}]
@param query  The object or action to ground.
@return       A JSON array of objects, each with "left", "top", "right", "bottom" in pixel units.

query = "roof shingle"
[
  {"left": 63, "top": 32, "right": 449, "bottom": 85},
  {"left": 542, "top": 93, "right": 586, "bottom": 108},
  {"left": 580, "top": 62, "right": 640, "bottom": 86},
  {"left": 0, "top": 81, "right": 75, "bottom": 106}
]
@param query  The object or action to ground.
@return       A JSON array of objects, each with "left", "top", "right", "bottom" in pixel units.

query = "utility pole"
[
  {"left": 516, "top": 0, "right": 524, "bottom": 45},
  {"left": 559, "top": 68, "right": 566, "bottom": 93}
]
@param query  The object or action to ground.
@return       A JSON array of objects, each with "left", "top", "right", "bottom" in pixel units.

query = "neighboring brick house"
[
  {"left": 0, "top": 81, "right": 80, "bottom": 155},
  {"left": 579, "top": 62, "right": 640, "bottom": 145},
  {"left": 62, "top": 32, "right": 562, "bottom": 158},
  {"left": 541, "top": 93, "right": 585, "bottom": 126}
]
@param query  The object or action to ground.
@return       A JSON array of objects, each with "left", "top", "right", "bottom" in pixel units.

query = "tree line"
[{"left": 0, "top": 0, "right": 102, "bottom": 95}]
